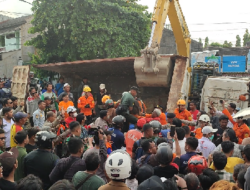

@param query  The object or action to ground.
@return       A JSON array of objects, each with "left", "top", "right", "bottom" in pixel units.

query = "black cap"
[
  {"left": 138, "top": 175, "right": 165, "bottom": 190},
  {"left": 167, "top": 113, "right": 176, "bottom": 119},
  {"left": 130, "top": 86, "right": 140, "bottom": 92}
]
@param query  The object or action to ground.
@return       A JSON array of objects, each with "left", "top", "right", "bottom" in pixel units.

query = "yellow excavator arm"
[
  {"left": 150, "top": 0, "right": 191, "bottom": 57},
  {"left": 134, "top": 0, "right": 191, "bottom": 87}
]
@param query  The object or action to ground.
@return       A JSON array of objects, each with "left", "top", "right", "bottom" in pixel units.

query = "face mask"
[
  {"left": 73, "top": 113, "right": 77, "bottom": 118},
  {"left": 209, "top": 134, "right": 214, "bottom": 141}
]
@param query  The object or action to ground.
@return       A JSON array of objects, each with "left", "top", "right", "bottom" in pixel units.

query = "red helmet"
[{"left": 187, "top": 155, "right": 208, "bottom": 175}]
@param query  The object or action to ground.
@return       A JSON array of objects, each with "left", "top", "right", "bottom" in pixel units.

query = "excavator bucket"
[{"left": 134, "top": 55, "right": 174, "bottom": 87}]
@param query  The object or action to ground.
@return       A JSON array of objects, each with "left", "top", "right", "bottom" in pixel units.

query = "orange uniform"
[
  {"left": 125, "top": 129, "right": 143, "bottom": 157},
  {"left": 195, "top": 128, "right": 203, "bottom": 139},
  {"left": 59, "top": 101, "right": 74, "bottom": 118},
  {"left": 174, "top": 108, "right": 192, "bottom": 121},
  {"left": 159, "top": 113, "right": 167, "bottom": 125},
  {"left": 137, "top": 99, "right": 147, "bottom": 114},
  {"left": 222, "top": 108, "right": 250, "bottom": 144},
  {"left": 78, "top": 96, "right": 95, "bottom": 116}
]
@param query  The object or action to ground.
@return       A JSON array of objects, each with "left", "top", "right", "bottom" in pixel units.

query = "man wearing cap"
[
  {"left": 57, "top": 83, "right": 74, "bottom": 103},
  {"left": 197, "top": 126, "right": 217, "bottom": 159},
  {"left": 125, "top": 118, "right": 145, "bottom": 157},
  {"left": 0, "top": 148, "right": 19, "bottom": 190},
  {"left": 78, "top": 86, "right": 95, "bottom": 125},
  {"left": 222, "top": 108, "right": 250, "bottom": 144},
  {"left": 55, "top": 76, "right": 65, "bottom": 96},
  {"left": 96, "top": 84, "right": 108, "bottom": 117},
  {"left": 33, "top": 100, "right": 46, "bottom": 129},
  {"left": 119, "top": 87, "right": 139, "bottom": 132},
  {"left": 10, "top": 112, "right": 28, "bottom": 148},
  {"left": 174, "top": 99, "right": 192, "bottom": 125}
]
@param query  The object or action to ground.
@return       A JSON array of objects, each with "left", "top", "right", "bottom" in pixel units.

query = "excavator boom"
[{"left": 134, "top": 0, "right": 191, "bottom": 87}]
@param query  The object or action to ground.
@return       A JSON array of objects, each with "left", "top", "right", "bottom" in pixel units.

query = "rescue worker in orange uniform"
[
  {"left": 174, "top": 99, "right": 192, "bottom": 124},
  {"left": 78, "top": 86, "right": 95, "bottom": 125},
  {"left": 155, "top": 105, "right": 167, "bottom": 125},
  {"left": 222, "top": 105, "right": 250, "bottom": 144}
]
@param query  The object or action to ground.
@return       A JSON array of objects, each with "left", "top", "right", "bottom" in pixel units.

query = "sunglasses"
[
  {"left": 0, "top": 137, "right": 6, "bottom": 140},
  {"left": 8, "top": 102, "right": 13, "bottom": 104},
  {"left": 32, "top": 92, "right": 37, "bottom": 95}
]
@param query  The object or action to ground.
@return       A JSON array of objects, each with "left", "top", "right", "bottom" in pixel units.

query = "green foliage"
[
  {"left": 222, "top": 40, "right": 232, "bottom": 48},
  {"left": 236, "top": 35, "right": 241, "bottom": 47},
  {"left": 27, "top": 0, "right": 151, "bottom": 68},
  {"left": 204, "top": 37, "right": 209, "bottom": 48},
  {"left": 210, "top": 42, "right": 222, "bottom": 47},
  {"left": 243, "top": 29, "right": 250, "bottom": 46}
]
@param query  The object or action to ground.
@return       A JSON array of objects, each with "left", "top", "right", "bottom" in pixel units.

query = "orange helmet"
[
  {"left": 187, "top": 155, "right": 208, "bottom": 175},
  {"left": 177, "top": 99, "right": 186, "bottom": 105},
  {"left": 102, "top": 95, "right": 110, "bottom": 104}
]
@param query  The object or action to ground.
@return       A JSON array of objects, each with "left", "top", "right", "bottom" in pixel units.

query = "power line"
[{"left": 189, "top": 22, "right": 250, "bottom": 25}]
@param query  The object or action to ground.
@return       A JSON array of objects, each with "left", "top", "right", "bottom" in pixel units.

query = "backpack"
[
  {"left": 135, "top": 139, "right": 145, "bottom": 160},
  {"left": 137, "top": 154, "right": 151, "bottom": 167}
]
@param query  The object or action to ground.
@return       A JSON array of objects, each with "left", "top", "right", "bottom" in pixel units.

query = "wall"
[
  {"left": 20, "top": 16, "right": 36, "bottom": 63},
  {"left": 0, "top": 49, "right": 21, "bottom": 78}
]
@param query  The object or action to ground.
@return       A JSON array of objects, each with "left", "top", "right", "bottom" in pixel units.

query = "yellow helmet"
[
  {"left": 102, "top": 95, "right": 110, "bottom": 104},
  {"left": 83, "top": 86, "right": 91, "bottom": 92},
  {"left": 177, "top": 99, "right": 186, "bottom": 105}
]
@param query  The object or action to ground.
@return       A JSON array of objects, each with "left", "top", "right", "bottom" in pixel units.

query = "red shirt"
[
  {"left": 65, "top": 117, "right": 76, "bottom": 127},
  {"left": 190, "top": 110, "right": 199, "bottom": 121}
]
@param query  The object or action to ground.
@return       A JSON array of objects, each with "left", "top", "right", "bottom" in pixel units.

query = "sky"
[{"left": 1, "top": 0, "right": 250, "bottom": 46}]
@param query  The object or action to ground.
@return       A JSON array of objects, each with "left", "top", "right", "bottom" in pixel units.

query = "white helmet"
[
  {"left": 105, "top": 150, "right": 132, "bottom": 180},
  {"left": 67, "top": 106, "right": 77, "bottom": 114},
  {"left": 199, "top": 114, "right": 210, "bottom": 122}
]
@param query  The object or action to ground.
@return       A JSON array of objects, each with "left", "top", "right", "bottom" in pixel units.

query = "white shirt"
[
  {"left": 2, "top": 118, "right": 14, "bottom": 148},
  {"left": 173, "top": 138, "right": 186, "bottom": 155},
  {"left": 197, "top": 136, "right": 216, "bottom": 159}
]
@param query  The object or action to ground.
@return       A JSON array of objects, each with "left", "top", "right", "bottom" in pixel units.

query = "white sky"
[{"left": 1, "top": 0, "right": 250, "bottom": 45}]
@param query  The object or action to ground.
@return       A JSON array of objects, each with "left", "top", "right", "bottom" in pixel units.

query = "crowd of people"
[{"left": 0, "top": 75, "right": 249, "bottom": 190}]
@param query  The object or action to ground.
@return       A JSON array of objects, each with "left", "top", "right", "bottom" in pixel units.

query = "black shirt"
[
  {"left": 0, "top": 178, "right": 17, "bottom": 190},
  {"left": 49, "top": 156, "right": 86, "bottom": 183},
  {"left": 96, "top": 92, "right": 108, "bottom": 106},
  {"left": 154, "top": 157, "right": 180, "bottom": 179},
  {"left": 213, "top": 126, "right": 226, "bottom": 146},
  {"left": 24, "top": 149, "right": 59, "bottom": 190},
  {"left": 25, "top": 144, "right": 38, "bottom": 153}
]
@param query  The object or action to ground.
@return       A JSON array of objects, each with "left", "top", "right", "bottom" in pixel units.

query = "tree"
[
  {"left": 26, "top": 0, "right": 151, "bottom": 66},
  {"left": 223, "top": 40, "right": 233, "bottom": 48},
  {"left": 210, "top": 42, "right": 222, "bottom": 47},
  {"left": 199, "top": 38, "right": 202, "bottom": 44},
  {"left": 243, "top": 29, "right": 250, "bottom": 46},
  {"left": 204, "top": 37, "right": 209, "bottom": 48},
  {"left": 236, "top": 35, "right": 241, "bottom": 47}
]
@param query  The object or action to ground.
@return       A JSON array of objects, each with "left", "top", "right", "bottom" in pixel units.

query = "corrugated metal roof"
[
  {"left": 0, "top": 15, "right": 31, "bottom": 34},
  {"left": 33, "top": 57, "right": 136, "bottom": 75},
  {"left": 35, "top": 57, "right": 136, "bottom": 68}
]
